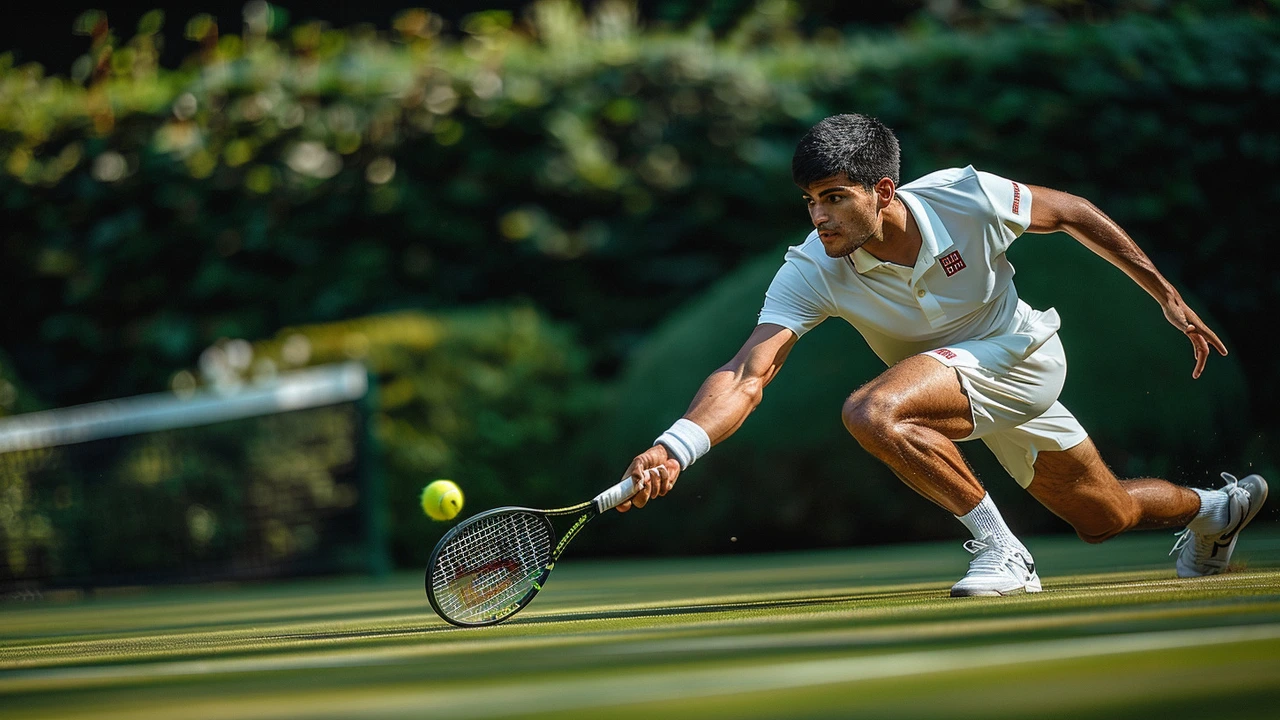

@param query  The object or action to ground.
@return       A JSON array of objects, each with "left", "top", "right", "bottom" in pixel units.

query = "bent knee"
[
  {"left": 841, "top": 392, "right": 903, "bottom": 447},
  {"left": 1071, "top": 505, "right": 1138, "bottom": 544},
  {"left": 1076, "top": 528, "right": 1119, "bottom": 544}
]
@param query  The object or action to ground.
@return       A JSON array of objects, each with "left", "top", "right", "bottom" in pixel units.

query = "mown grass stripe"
[
  {"left": 331, "top": 625, "right": 1280, "bottom": 720},
  {"left": 7, "top": 624, "right": 1280, "bottom": 720},
  {"left": 5, "top": 585, "right": 1279, "bottom": 692},
  {"left": 6, "top": 572, "right": 1277, "bottom": 672}
]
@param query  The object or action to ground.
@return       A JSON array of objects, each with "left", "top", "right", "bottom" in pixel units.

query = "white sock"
[
  {"left": 1187, "top": 488, "right": 1230, "bottom": 534},
  {"left": 956, "top": 494, "right": 1020, "bottom": 545}
]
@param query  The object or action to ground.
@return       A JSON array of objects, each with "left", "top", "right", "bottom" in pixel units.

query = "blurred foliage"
[
  {"left": 900, "top": 0, "right": 1280, "bottom": 30},
  {"left": 0, "top": 2, "right": 1278, "bottom": 562},
  {"left": 203, "top": 307, "right": 604, "bottom": 567},
  {"left": 1, "top": 3, "right": 1276, "bottom": 406},
  {"left": 592, "top": 236, "right": 1252, "bottom": 553},
  {"left": 648, "top": 0, "right": 1279, "bottom": 33},
  {"left": 0, "top": 349, "right": 44, "bottom": 419}
]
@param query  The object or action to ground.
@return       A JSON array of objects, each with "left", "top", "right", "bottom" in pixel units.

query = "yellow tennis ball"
[{"left": 421, "top": 480, "right": 464, "bottom": 521}]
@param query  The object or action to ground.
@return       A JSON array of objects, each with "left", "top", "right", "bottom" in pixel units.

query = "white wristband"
[{"left": 654, "top": 418, "right": 711, "bottom": 471}]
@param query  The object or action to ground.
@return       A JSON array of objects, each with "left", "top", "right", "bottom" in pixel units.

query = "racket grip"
[{"left": 593, "top": 469, "right": 651, "bottom": 513}]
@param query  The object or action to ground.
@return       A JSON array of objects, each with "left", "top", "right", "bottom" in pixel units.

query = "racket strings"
[{"left": 430, "top": 511, "right": 552, "bottom": 624}]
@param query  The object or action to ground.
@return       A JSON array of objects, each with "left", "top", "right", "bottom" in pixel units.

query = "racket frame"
[{"left": 425, "top": 473, "right": 644, "bottom": 627}]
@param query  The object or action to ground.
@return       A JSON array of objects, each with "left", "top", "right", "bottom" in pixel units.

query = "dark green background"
[{"left": 1, "top": 0, "right": 1277, "bottom": 574}]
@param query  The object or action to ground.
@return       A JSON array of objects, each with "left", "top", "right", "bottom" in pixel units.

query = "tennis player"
[{"left": 619, "top": 113, "right": 1267, "bottom": 596}]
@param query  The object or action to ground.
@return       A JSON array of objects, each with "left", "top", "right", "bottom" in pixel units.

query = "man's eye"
[{"left": 829, "top": 195, "right": 842, "bottom": 204}]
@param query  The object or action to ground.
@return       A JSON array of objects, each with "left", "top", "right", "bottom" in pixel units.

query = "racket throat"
[
  {"left": 530, "top": 562, "right": 553, "bottom": 591},
  {"left": 553, "top": 513, "right": 592, "bottom": 558}
]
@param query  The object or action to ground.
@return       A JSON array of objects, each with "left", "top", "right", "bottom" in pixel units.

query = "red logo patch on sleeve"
[
  {"left": 932, "top": 348, "right": 957, "bottom": 360},
  {"left": 1011, "top": 182, "right": 1022, "bottom": 215},
  {"left": 940, "top": 250, "right": 966, "bottom": 277}
]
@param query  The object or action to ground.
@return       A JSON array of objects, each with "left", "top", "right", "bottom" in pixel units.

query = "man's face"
[{"left": 800, "top": 176, "right": 881, "bottom": 258}]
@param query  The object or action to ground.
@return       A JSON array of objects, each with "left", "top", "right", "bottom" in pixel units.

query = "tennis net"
[{"left": 0, "top": 362, "right": 389, "bottom": 593}]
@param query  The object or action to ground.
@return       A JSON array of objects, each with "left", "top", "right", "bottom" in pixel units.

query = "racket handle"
[{"left": 593, "top": 468, "right": 653, "bottom": 513}]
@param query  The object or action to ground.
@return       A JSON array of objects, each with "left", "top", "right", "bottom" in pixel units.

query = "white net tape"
[{"left": 430, "top": 511, "right": 552, "bottom": 624}]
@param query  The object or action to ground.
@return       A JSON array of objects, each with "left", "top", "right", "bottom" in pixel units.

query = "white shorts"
[{"left": 922, "top": 333, "right": 1088, "bottom": 488}]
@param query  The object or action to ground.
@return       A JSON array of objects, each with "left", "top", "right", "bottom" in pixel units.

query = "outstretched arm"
[
  {"left": 1025, "top": 185, "right": 1227, "bottom": 379},
  {"left": 617, "top": 323, "right": 798, "bottom": 512}
]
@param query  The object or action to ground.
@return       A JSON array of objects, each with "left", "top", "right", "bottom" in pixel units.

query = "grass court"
[{"left": 3, "top": 528, "right": 1280, "bottom": 719}]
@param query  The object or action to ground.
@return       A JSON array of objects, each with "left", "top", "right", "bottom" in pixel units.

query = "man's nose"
[{"left": 809, "top": 205, "right": 827, "bottom": 226}]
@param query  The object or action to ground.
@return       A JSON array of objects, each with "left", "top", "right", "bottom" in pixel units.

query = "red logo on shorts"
[
  {"left": 932, "top": 348, "right": 957, "bottom": 360},
  {"left": 940, "top": 250, "right": 966, "bottom": 277},
  {"left": 1011, "top": 182, "right": 1022, "bottom": 215}
]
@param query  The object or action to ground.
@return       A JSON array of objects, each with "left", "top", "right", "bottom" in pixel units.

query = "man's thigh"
[{"left": 850, "top": 354, "right": 975, "bottom": 440}]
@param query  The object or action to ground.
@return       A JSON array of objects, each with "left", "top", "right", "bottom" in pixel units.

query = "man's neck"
[{"left": 861, "top": 196, "right": 922, "bottom": 267}]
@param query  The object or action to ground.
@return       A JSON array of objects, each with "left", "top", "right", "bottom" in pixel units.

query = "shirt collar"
[
  {"left": 850, "top": 246, "right": 887, "bottom": 274},
  {"left": 899, "top": 190, "right": 956, "bottom": 286},
  {"left": 847, "top": 191, "right": 955, "bottom": 277},
  {"left": 898, "top": 190, "right": 954, "bottom": 258}
]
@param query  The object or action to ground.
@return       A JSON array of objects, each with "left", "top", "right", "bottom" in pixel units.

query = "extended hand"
[
  {"left": 616, "top": 446, "right": 682, "bottom": 513},
  {"left": 1162, "top": 297, "right": 1227, "bottom": 378}
]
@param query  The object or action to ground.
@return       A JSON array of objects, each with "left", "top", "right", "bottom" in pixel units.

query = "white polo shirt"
[{"left": 758, "top": 166, "right": 1060, "bottom": 372}]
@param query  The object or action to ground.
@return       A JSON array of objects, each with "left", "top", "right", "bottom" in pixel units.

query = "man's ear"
[{"left": 874, "top": 177, "right": 896, "bottom": 208}]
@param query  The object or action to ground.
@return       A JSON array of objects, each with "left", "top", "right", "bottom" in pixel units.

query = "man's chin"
[{"left": 821, "top": 239, "right": 858, "bottom": 258}]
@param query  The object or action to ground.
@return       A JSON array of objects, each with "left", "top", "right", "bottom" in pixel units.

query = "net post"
[{"left": 358, "top": 365, "right": 392, "bottom": 579}]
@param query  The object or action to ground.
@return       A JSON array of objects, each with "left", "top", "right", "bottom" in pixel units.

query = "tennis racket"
[{"left": 425, "top": 468, "right": 655, "bottom": 627}]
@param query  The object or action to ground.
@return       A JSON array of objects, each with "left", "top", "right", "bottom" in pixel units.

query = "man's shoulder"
[
  {"left": 900, "top": 165, "right": 1008, "bottom": 218},
  {"left": 901, "top": 165, "right": 1031, "bottom": 250},
  {"left": 900, "top": 166, "right": 981, "bottom": 193},
  {"left": 783, "top": 231, "right": 838, "bottom": 269}
]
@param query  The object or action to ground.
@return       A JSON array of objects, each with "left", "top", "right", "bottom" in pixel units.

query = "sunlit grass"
[{"left": 2, "top": 529, "right": 1279, "bottom": 718}]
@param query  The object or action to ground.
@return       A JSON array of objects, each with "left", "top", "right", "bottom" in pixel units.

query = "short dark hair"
[{"left": 791, "top": 113, "right": 900, "bottom": 189}]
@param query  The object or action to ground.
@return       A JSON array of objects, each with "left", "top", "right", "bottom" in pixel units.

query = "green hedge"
[
  {"left": 0, "top": 349, "right": 43, "bottom": 418},
  {"left": 221, "top": 307, "right": 603, "bottom": 567},
  {"left": 2, "top": 6, "right": 1277, "bottom": 418}
]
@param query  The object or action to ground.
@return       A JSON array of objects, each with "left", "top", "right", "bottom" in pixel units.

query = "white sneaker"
[
  {"left": 1172, "top": 472, "right": 1268, "bottom": 578},
  {"left": 950, "top": 537, "right": 1042, "bottom": 597}
]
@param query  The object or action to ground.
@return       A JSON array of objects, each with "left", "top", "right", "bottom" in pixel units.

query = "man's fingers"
[
  {"left": 634, "top": 473, "right": 652, "bottom": 508},
  {"left": 1181, "top": 309, "right": 1228, "bottom": 379},
  {"left": 615, "top": 452, "right": 681, "bottom": 513},
  {"left": 1202, "top": 326, "right": 1228, "bottom": 356},
  {"left": 1185, "top": 312, "right": 1227, "bottom": 357},
  {"left": 652, "top": 465, "right": 669, "bottom": 496},
  {"left": 1191, "top": 335, "right": 1208, "bottom": 379},
  {"left": 615, "top": 466, "right": 642, "bottom": 513},
  {"left": 631, "top": 487, "right": 649, "bottom": 509}
]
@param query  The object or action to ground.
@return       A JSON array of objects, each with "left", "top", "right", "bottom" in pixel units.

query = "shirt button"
[{"left": 916, "top": 288, "right": 926, "bottom": 298}]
